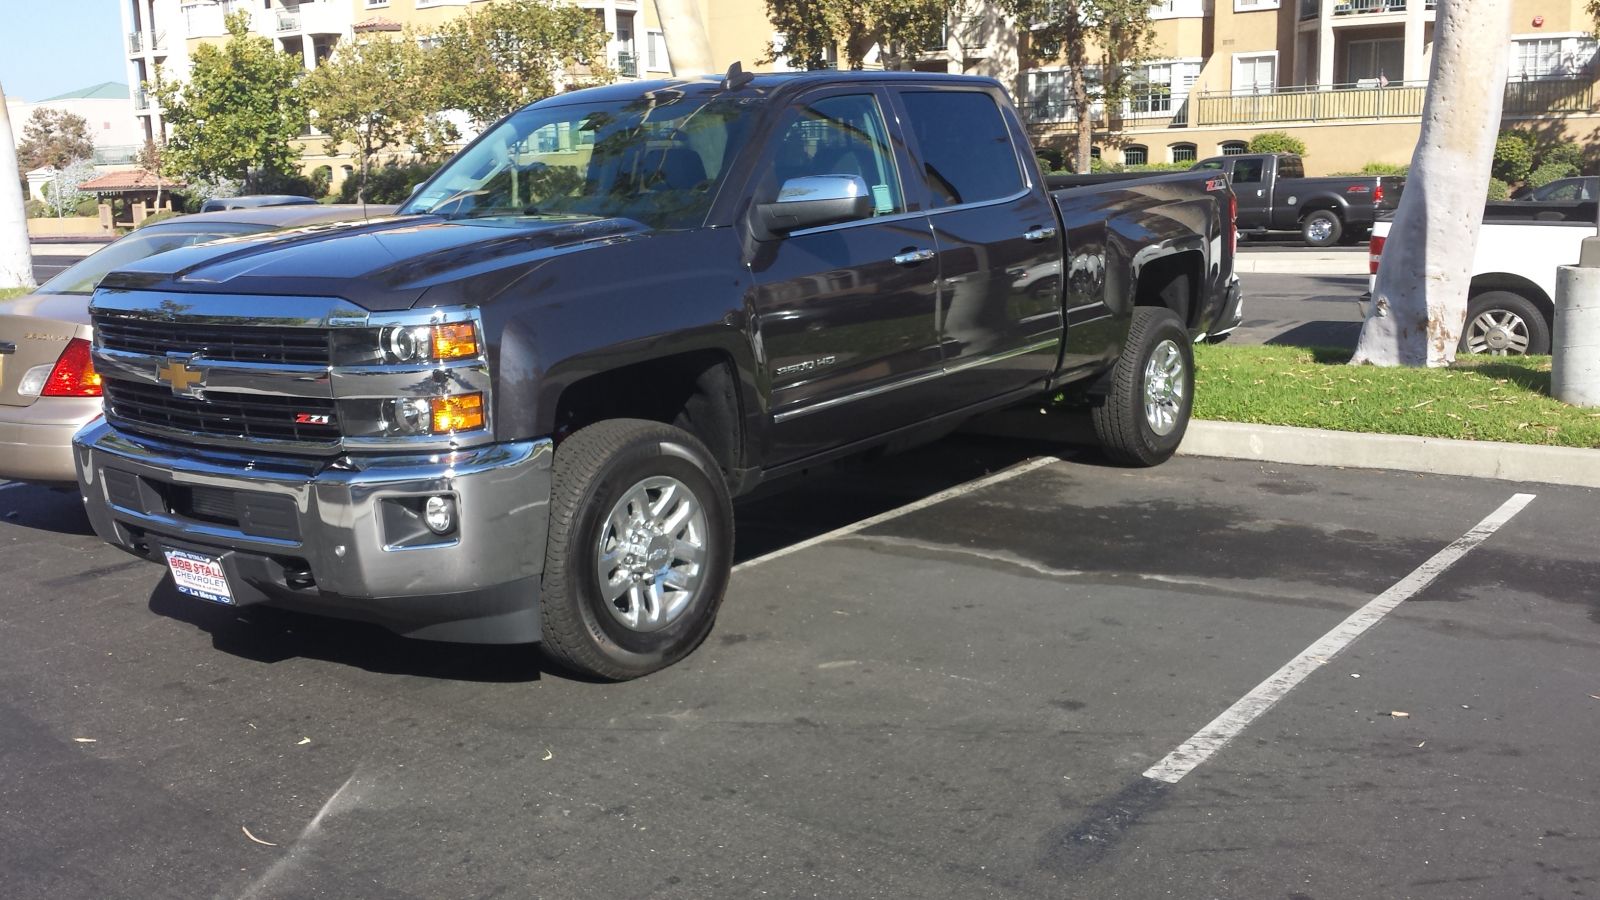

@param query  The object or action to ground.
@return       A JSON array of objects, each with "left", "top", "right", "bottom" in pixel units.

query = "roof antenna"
[{"left": 722, "top": 60, "right": 754, "bottom": 91}]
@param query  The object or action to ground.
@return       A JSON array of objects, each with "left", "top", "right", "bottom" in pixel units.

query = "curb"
[
  {"left": 1178, "top": 420, "right": 1600, "bottom": 489},
  {"left": 1233, "top": 255, "right": 1368, "bottom": 275}
]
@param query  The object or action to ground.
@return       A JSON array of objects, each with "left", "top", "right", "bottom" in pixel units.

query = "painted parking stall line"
[
  {"left": 1142, "top": 491, "right": 1537, "bottom": 785},
  {"left": 733, "top": 455, "right": 1060, "bottom": 573}
]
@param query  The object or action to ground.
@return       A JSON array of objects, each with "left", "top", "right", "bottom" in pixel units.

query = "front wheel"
[
  {"left": 1301, "top": 209, "right": 1343, "bottom": 248},
  {"left": 1459, "top": 291, "right": 1550, "bottom": 356},
  {"left": 539, "top": 419, "right": 734, "bottom": 681},
  {"left": 1092, "top": 306, "right": 1194, "bottom": 467}
]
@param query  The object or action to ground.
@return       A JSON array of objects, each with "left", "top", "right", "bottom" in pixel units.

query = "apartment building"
[
  {"left": 912, "top": 0, "right": 1599, "bottom": 173},
  {"left": 118, "top": 0, "right": 672, "bottom": 149}
]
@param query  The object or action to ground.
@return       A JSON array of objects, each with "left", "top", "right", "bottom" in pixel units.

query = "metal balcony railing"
[
  {"left": 93, "top": 145, "right": 142, "bottom": 166},
  {"left": 127, "top": 31, "right": 144, "bottom": 53},
  {"left": 277, "top": 13, "right": 299, "bottom": 32},
  {"left": 134, "top": 89, "right": 151, "bottom": 111},
  {"left": 1190, "top": 74, "right": 1595, "bottom": 126},
  {"left": 1503, "top": 74, "right": 1596, "bottom": 115},
  {"left": 1333, "top": 0, "right": 1405, "bottom": 14},
  {"left": 615, "top": 51, "right": 637, "bottom": 77}
]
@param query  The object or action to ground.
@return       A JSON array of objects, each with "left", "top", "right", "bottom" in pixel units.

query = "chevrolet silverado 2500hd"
[{"left": 74, "top": 71, "right": 1240, "bottom": 679}]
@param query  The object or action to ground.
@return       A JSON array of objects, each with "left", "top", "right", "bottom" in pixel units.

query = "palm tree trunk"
[
  {"left": 1350, "top": 0, "right": 1513, "bottom": 366},
  {"left": 651, "top": 0, "right": 714, "bottom": 77},
  {"left": 0, "top": 81, "right": 37, "bottom": 291}
]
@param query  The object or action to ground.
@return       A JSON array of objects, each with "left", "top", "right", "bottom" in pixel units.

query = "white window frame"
[
  {"left": 1231, "top": 51, "right": 1279, "bottom": 94},
  {"left": 645, "top": 29, "right": 670, "bottom": 72},
  {"left": 1234, "top": 0, "right": 1280, "bottom": 11}
]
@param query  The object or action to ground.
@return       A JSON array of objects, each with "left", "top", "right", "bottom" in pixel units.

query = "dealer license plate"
[{"left": 164, "top": 549, "right": 235, "bottom": 605}]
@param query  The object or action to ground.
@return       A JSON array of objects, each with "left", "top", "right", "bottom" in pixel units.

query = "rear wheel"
[
  {"left": 539, "top": 419, "right": 733, "bottom": 681},
  {"left": 1301, "top": 209, "right": 1343, "bottom": 248},
  {"left": 1459, "top": 290, "right": 1550, "bottom": 356},
  {"left": 1092, "top": 307, "right": 1194, "bottom": 466}
]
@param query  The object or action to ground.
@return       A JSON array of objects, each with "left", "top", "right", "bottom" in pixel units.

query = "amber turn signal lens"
[
  {"left": 431, "top": 393, "right": 485, "bottom": 434},
  {"left": 432, "top": 323, "right": 478, "bottom": 360}
]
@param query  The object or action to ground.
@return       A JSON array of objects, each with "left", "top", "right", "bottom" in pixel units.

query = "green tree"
[
  {"left": 305, "top": 33, "right": 455, "bottom": 203},
  {"left": 17, "top": 107, "right": 95, "bottom": 171},
  {"left": 762, "top": 0, "right": 949, "bottom": 70},
  {"left": 1491, "top": 130, "right": 1534, "bottom": 184},
  {"left": 432, "top": 0, "right": 613, "bottom": 130},
  {"left": 154, "top": 11, "right": 308, "bottom": 192},
  {"left": 135, "top": 139, "right": 168, "bottom": 211},
  {"left": 998, "top": 0, "right": 1158, "bottom": 173}
]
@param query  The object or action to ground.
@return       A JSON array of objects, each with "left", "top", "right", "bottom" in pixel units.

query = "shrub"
[
  {"left": 1541, "top": 141, "right": 1585, "bottom": 171},
  {"left": 1529, "top": 161, "right": 1580, "bottom": 188},
  {"left": 137, "top": 210, "right": 181, "bottom": 229},
  {"left": 1493, "top": 131, "right": 1534, "bottom": 183},
  {"left": 338, "top": 160, "right": 443, "bottom": 204},
  {"left": 1360, "top": 161, "right": 1408, "bottom": 176},
  {"left": 1123, "top": 161, "right": 1192, "bottom": 172},
  {"left": 253, "top": 169, "right": 318, "bottom": 198},
  {"left": 24, "top": 198, "right": 48, "bottom": 218},
  {"left": 309, "top": 165, "right": 333, "bottom": 198},
  {"left": 1486, "top": 177, "right": 1510, "bottom": 201},
  {"left": 1248, "top": 131, "right": 1307, "bottom": 156},
  {"left": 73, "top": 197, "right": 100, "bottom": 217}
]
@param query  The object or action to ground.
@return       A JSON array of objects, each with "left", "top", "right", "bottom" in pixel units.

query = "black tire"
[
  {"left": 1459, "top": 290, "right": 1551, "bottom": 356},
  {"left": 1301, "top": 209, "right": 1343, "bottom": 247},
  {"left": 1091, "top": 306, "right": 1194, "bottom": 467},
  {"left": 539, "top": 419, "right": 733, "bottom": 681}
]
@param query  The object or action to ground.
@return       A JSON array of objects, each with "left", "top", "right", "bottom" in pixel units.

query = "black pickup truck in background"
[
  {"left": 1192, "top": 152, "right": 1402, "bottom": 247},
  {"left": 74, "top": 70, "right": 1240, "bottom": 680}
]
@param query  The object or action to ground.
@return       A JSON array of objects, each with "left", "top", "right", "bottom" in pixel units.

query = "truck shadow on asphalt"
[
  {"left": 0, "top": 484, "right": 95, "bottom": 536},
  {"left": 137, "top": 433, "right": 1093, "bottom": 683}
]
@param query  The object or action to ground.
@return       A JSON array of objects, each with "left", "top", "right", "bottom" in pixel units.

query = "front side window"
[
  {"left": 401, "top": 95, "right": 762, "bottom": 230},
  {"left": 899, "top": 90, "right": 1024, "bottom": 208},
  {"left": 768, "top": 93, "right": 904, "bottom": 216},
  {"left": 1232, "top": 158, "right": 1264, "bottom": 183}
]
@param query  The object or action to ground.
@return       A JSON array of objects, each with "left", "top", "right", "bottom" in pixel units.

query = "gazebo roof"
[
  {"left": 79, "top": 169, "right": 185, "bottom": 194},
  {"left": 354, "top": 16, "right": 403, "bottom": 33}
]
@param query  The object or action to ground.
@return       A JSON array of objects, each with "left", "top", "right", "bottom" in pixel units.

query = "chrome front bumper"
[{"left": 73, "top": 421, "right": 553, "bottom": 643}]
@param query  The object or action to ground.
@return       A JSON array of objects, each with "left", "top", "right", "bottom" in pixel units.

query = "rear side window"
[
  {"left": 899, "top": 91, "right": 1023, "bottom": 208},
  {"left": 1278, "top": 157, "right": 1304, "bottom": 179}
]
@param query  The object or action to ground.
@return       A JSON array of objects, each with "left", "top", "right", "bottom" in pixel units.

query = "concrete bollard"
[{"left": 1553, "top": 257, "right": 1600, "bottom": 407}]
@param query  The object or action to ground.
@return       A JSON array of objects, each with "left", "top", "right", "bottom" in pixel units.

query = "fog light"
[{"left": 424, "top": 495, "right": 455, "bottom": 534}]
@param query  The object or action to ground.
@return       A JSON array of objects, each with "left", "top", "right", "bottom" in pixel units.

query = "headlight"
[{"left": 380, "top": 322, "right": 479, "bottom": 363}]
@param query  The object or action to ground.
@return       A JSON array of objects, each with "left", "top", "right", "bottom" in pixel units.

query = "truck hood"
[{"left": 96, "top": 215, "right": 652, "bottom": 312}]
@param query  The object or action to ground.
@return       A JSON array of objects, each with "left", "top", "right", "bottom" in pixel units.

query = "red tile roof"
[
  {"left": 78, "top": 169, "right": 185, "bottom": 193},
  {"left": 354, "top": 16, "right": 403, "bottom": 32}
]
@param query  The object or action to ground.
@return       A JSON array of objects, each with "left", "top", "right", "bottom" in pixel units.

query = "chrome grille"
[
  {"left": 96, "top": 317, "right": 332, "bottom": 366},
  {"left": 103, "top": 378, "right": 340, "bottom": 445}
]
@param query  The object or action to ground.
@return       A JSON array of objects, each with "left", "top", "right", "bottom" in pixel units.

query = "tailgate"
[{"left": 0, "top": 306, "right": 86, "bottom": 408}]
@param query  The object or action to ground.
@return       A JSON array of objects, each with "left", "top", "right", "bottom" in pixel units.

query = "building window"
[
  {"left": 1090, "top": 146, "right": 1101, "bottom": 159},
  {"left": 1170, "top": 143, "right": 1196, "bottom": 163},
  {"left": 1232, "top": 52, "right": 1277, "bottom": 94},
  {"left": 1124, "top": 145, "right": 1148, "bottom": 166},
  {"left": 1509, "top": 37, "right": 1597, "bottom": 80},
  {"left": 1221, "top": 141, "right": 1249, "bottom": 155},
  {"left": 645, "top": 30, "right": 669, "bottom": 71},
  {"left": 1234, "top": 0, "right": 1280, "bottom": 10}
]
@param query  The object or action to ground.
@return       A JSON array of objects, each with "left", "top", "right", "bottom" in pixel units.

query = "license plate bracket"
[{"left": 164, "top": 548, "right": 236, "bottom": 606}]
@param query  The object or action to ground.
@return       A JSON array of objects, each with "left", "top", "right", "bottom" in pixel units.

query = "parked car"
[
  {"left": 1366, "top": 200, "right": 1596, "bottom": 355},
  {"left": 1514, "top": 176, "right": 1597, "bottom": 202},
  {"left": 74, "top": 70, "right": 1240, "bottom": 680},
  {"left": 1191, "top": 152, "right": 1403, "bottom": 247},
  {"left": 198, "top": 195, "right": 319, "bottom": 212},
  {"left": 0, "top": 205, "right": 392, "bottom": 485}
]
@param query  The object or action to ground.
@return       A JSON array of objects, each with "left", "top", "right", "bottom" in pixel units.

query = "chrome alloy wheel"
[
  {"left": 1306, "top": 216, "right": 1334, "bottom": 243},
  {"left": 1464, "top": 309, "right": 1531, "bottom": 355},
  {"left": 596, "top": 475, "right": 708, "bottom": 632},
  {"left": 1143, "top": 339, "right": 1186, "bottom": 436}
]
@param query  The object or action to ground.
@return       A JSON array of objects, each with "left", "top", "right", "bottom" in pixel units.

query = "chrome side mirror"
[{"left": 756, "top": 175, "right": 874, "bottom": 234}]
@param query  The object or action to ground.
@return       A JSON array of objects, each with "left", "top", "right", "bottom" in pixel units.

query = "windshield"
[
  {"left": 400, "top": 95, "right": 763, "bottom": 230},
  {"left": 39, "top": 222, "right": 271, "bottom": 295}
]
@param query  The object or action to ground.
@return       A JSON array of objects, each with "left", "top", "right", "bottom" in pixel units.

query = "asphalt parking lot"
[{"left": 2, "top": 434, "right": 1597, "bottom": 899}]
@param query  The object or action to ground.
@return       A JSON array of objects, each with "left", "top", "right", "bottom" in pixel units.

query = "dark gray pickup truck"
[
  {"left": 74, "top": 71, "right": 1240, "bottom": 679},
  {"left": 1192, "top": 152, "right": 1402, "bottom": 247}
]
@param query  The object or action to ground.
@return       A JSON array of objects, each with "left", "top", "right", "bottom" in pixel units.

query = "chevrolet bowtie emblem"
[{"left": 156, "top": 359, "right": 204, "bottom": 395}]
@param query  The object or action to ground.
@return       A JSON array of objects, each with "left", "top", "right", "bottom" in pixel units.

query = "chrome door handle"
[
  {"left": 1023, "top": 226, "right": 1058, "bottom": 242},
  {"left": 892, "top": 249, "right": 935, "bottom": 266},
  {"left": 0, "top": 341, "right": 15, "bottom": 355}
]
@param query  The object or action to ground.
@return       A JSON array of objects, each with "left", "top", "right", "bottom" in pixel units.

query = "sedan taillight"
[{"left": 41, "top": 338, "right": 103, "bottom": 398}]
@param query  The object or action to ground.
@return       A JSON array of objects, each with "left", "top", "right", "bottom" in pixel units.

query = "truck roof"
[{"left": 534, "top": 69, "right": 1006, "bottom": 108}]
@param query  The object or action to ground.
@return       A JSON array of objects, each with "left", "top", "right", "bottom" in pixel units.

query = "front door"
[
  {"left": 746, "top": 88, "right": 943, "bottom": 464},
  {"left": 1230, "top": 156, "right": 1271, "bottom": 230}
]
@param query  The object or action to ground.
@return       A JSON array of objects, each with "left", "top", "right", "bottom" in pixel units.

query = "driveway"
[{"left": 1, "top": 437, "right": 1595, "bottom": 899}]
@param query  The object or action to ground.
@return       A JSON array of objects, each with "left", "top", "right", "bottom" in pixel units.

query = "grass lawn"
[
  {"left": 1193, "top": 344, "right": 1600, "bottom": 449},
  {"left": 0, "top": 287, "right": 29, "bottom": 301}
]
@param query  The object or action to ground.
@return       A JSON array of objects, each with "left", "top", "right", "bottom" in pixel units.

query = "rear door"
[
  {"left": 745, "top": 86, "right": 944, "bottom": 463},
  {"left": 1231, "top": 155, "right": 1272, "bottom": 230},
  {"left": 889, "top": 86, "right": 1063, "bottom": 410}
]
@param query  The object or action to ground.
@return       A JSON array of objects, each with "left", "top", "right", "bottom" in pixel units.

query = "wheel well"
[
  {"left": 1299, "top": 203, "right": 1343, "bottom": 222},
  {"left": 1134, "top": 251, "right": 1202, "bottom": 330},
  {"left": 1469, "top": 273, "right": 1555, "bottom": 326},
  {"left": 552, "top": 351, "right": 744, "bottom": 474}
]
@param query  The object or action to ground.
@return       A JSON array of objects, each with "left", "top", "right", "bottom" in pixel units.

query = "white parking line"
[
  {"left": 733, "top": 455, "right": 1060, "bottom": 573},
  {"left": 1142, "top": 491, "right": 1536, "bottom": 785}
]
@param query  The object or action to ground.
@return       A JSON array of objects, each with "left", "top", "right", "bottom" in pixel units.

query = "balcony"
[
  {"left": 1190, "top": 74, "right": 1594, "bottom": 126},
  {"left": 615, "top": 51, "right": 637, "bottom": 78},
  {"left": 1333, "top": 0, "right": 1405, "bottom": 13},
  {"left": 93, "top": 145, "right": 142, "bottom": 166},
  {"left": 133, "top": 89, "right": 152, "bottom": 112},
  {"left": 277, "top": 12, "right": 300, "bottom": 33}
]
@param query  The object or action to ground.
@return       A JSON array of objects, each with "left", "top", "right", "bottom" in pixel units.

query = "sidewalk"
[
  {"left": 29, "top": 242, "right": 106, "bottom": 257},
  {"left": 1234, "top": 251, "right": 1368, "bottom": 275}
]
